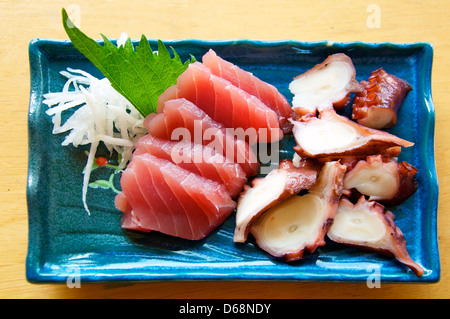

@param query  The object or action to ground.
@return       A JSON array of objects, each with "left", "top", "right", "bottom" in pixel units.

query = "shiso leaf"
[{"left": 62, "top": 8, "right": 194, "bottom": 117}]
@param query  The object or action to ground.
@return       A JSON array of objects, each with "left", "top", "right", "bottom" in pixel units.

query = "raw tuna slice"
[
  {"left": 202, "top": 49, "right": 294, "bottom": 133},
  {"left": 157, "top": 84, "right": 178, "bottom": 113},
  {"left": 134, "top": 134, "right": 248, "bottom": 198},
  {"left": 145, "top": 98, "right": 260, "bottom": 177},
  {"left": 158, "top": 62, "right": 283, "bottom": 143},
  {"left": 116, "top": 153, "right": 236, "bottom": 240}
]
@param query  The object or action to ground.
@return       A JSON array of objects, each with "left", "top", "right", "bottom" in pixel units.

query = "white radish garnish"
[
  {"left": 327, "top": 196, "right": 425, "bottom": 276},
  {"left": 291, "top": 109, "right": 414, "bottom": 159},
  {"left": 43, "top": 68, "right": 147, "bottom": 214},
  {"left": 289, "top": 53, "right": 363, "bottom": 116},
  {"left": 233, "top": 160, "right": 317, "bottom": 243},
  {"left": 250, "top": 161, "right": 346, "bottom": 262}
]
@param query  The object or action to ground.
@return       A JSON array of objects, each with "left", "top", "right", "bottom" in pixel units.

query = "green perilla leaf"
[{"left": 62, "top": 8, "right": 193, "bottom": 117}]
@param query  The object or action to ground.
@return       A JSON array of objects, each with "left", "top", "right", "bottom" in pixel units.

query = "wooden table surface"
[{"left": 1, "top": 0, "right": 449, "bottom": 299}]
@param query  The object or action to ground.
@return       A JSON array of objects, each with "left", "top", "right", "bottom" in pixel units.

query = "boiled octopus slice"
[
  {"left": 233, "top": 159, "right": 317, "bottom": 243},
  {"left": 249, "top": 161, "right": 347, "bottom": 262},
  {"left": 383, "top": 160, "right": 419, "bottom": 206},
  {"left": 327, "top": 196, "right": 425, "bottom": 276},
  {"left": 352, "top": 68, "right": 412, "bottom": 129},
  {"left": 343, "top": 155, "right": 418, "bottom": 205},
  {"left": 289, "top": 53, "right": 364, "bottom": 117},
  {"left": 291, "top": 109, "right": 414, "bottom": 160}
]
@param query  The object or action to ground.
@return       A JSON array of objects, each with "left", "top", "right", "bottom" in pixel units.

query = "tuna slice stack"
[{"left": 115, "top": 49, "right": 294, "bottom": 240}]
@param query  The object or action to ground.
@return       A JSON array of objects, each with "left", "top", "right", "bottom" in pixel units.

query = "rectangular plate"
[{"left": 26, "top": 38, "right": 439, "bottom": 283}]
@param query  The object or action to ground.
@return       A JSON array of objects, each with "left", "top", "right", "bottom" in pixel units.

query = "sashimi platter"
[{"left": 26, "top": 9, "right": 439, "bottom": 282}]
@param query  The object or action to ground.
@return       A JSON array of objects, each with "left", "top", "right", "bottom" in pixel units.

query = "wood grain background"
[{"left": 1, "top": 0, "right": 448, "bottom": 298}]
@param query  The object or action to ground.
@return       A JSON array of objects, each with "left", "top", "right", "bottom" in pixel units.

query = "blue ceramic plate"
[{"left": 26, "top": 39, "right": 439, "bottom": 283}]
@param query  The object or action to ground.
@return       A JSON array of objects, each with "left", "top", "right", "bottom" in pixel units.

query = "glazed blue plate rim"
[{"left": 26, "top": 38, "right": 439, "bottom": 283}]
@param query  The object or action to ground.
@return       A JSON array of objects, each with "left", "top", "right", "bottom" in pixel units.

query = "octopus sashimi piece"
[
  {"left": 250, "top": 161, "right": 347, "bottom": 261},
  {"left": 115, "top": 153, "right": 236, "bottom": 240},
  {"left": 145, "top": 98, "right": 259, "bottom": 177},
  {"left": 233, "top": 159, "right": 318, "bottom": 243},
  {"left": 173, "top": 62, "right": 283, "bottom": 143},
  {"left": 291, "top": 109, "right": 414, "bottom": 159},
  {"left": 343, "top": 155, "right": 418, "bottom": 205},
  {"left": 327, "top": 196, "right": 425, "bottom": 276},
  {"left": 134, "top": 134, "right": 247, "bottom": 198},
  {"left": 352, "top": 68, "right": 412, "bottom": 129},
  {"left": 289, "top": 53, "right": 364, "bottom": 117},
  {"left": 202, "top": 49, "right": 294, "bottom": 133},
  {"left": 313, "top": 146, "right": 403, "bottom": 167}
]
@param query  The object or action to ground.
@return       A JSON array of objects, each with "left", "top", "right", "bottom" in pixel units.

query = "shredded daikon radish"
[{"left": 43, "top": 67, "right": 147, "bottom": 215}]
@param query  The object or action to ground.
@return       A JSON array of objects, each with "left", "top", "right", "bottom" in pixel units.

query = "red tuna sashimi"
[
  {"left": 159, "top": 62, "right": 283, "bottom": 143},
  {"left": 134, "top": 134, "right": 248, "bottom": 198},
  {"left": 157, "top": 84, "right": 178, "bottom": 113},
  {"left": 118, "top": 155, "right": 185, "bottom": 237},
  {"left": 202, "top": 49, "right": 294, "bottom": 133},
  {"left": 145, "top": 98, "right": 260, "bottom": 177},
  {"left": 116, "top": 153, "right": 236, "bottom": 240},
  {"left": 115, "top": 192, "right": 151, "bottom": 233},
  {"left": 160, "top": 162, "right": 235, "bottom": 228}
]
